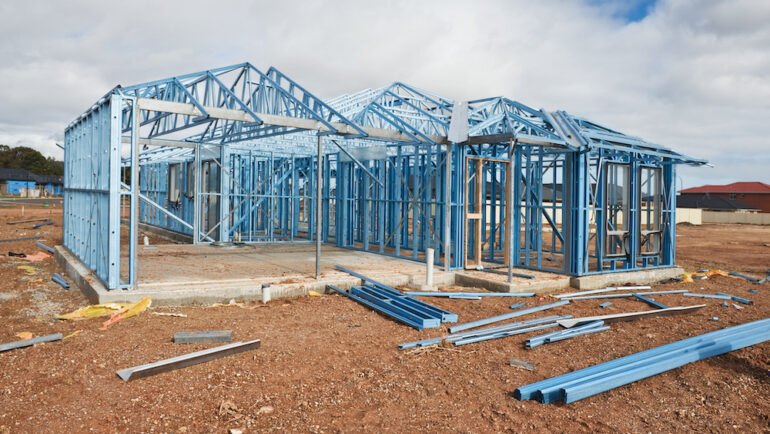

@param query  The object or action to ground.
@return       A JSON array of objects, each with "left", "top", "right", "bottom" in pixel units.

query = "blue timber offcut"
[{"left": 62, "top": 62, "right": 706, "bottom": 291}]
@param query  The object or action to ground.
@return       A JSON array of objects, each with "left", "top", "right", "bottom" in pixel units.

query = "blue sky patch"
[{"left": 588, "top": 0, "right": 657, "bottom": 23}]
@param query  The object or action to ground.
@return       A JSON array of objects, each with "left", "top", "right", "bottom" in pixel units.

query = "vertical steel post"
[
  {"left": 507, "top": 140, "right": 516, "bottom": 283},
  {"left": 193, "top": 143, "right": 201, "bottom": 244},
  {"left": 107, "top": 94, "right": 122, "bottom": 289},
  {"left": 219, "top": 145, "right": 230, "bottom": 242},
  {"left": 316, "top": 135, "right": 322, "bottom": 279},
  {"left": 444, "top": 142, "right": 452, "bottom": 271},
  {"left": 129, "top": 99, "right": 139, "bottom": 289}
]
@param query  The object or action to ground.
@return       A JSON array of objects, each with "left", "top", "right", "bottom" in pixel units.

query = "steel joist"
[
  {"left": 515, "top": 318, "right": 770, "bottom": 404},
  {"left": 328, "top": 284, "right": 455, "bottom": 330}
]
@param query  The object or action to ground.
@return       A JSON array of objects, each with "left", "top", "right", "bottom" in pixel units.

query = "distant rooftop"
[
  {"left": 677, "top": 194, "right": 758, "bottom": 211},
  {"left": 681, "top": 182, "right": 770, "bottom": 194},
  {"left": 0, "top": 168, "right": 62, "bottom": 184}
]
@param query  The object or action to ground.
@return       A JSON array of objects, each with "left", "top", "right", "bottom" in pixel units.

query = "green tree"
[{"left": 0, "top": 145, "right": 63, "bottom": 176}]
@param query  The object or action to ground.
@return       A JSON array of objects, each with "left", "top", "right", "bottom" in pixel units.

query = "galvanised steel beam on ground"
[
  {"left": 449, "top": 300, "right": 571, "bottom": 333},
  {"left": 117, "top": 339, "right": 261, "bottom": 381},
  {"left": 398, "top": 315, "right": 571, "bottom": 350}
]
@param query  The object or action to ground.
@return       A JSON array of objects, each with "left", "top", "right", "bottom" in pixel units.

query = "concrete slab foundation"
[
  {"left": 55, "top": 242, "right": 685, "bottom": 306},
  {"left": 137, "top": 222, "right": 193, "bottom": 244},
  {"left": 569, "top": 267, "right": 684, "bottom": 290},
  {"left": 455, "top": 270, "right": 570, "bottom": 293},
  {"left": 56, "top": 243, "right": 459, "bottom": 306}
]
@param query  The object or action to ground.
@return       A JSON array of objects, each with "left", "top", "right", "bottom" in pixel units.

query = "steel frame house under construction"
[{"left": 63, "top": 62, "right": 705, "bottom": 291}]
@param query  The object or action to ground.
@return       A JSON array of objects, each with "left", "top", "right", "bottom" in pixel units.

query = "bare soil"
[{"left": 0, "top": 205, "right": 768, "bottom": 433}]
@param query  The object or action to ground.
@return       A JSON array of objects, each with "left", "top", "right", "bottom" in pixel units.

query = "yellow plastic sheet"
[
  {"left": 17, "top": 265, "right": 37, "bottom": 275},
  {"left": 57, "top": 303, "right": 130, "bottom": 320},
  {"left": 100, "top": 297, "right": 151, "bottom": 330},
  {"left": 679, "top": 269, "right": 730, "bottom": 283},
  {"left": 63, "top": 330, "right": 82, "bottom": 340}
]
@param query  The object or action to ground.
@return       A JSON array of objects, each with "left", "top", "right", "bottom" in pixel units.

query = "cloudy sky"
[{"left": 0, "top": 0, "right": 767, "bottom": 188}]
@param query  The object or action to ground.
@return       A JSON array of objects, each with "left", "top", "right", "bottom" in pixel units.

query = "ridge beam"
[{"left": 136, "top": 98, "right": 445, "bottom": 144}]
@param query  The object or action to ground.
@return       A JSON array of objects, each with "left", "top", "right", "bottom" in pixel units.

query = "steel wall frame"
[{"left": 63, "top": 62, "right": 705, "bottom": 291}]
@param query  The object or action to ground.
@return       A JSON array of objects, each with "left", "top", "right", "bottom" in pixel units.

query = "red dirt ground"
[{"left": 0, "top": 205, "right": 768, "bottom": 433}]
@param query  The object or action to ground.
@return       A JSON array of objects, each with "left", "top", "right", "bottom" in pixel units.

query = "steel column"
[{"left": 316, "top": 135, "right": 322, "bottom": 279}]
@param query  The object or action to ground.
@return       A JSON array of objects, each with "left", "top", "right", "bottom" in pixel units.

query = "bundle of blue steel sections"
[
  {"left": 398, "top": 315, "right": 572, "bottom": 349},
  {"left": 328, "top": 284, "right": 456, "bottom": 330},
  {"left": 404, "top": 291, "right": 535, "bottom": 298},
  {"left": 525, "top": 321, "right": 608, "bottom": 349},
  {"left": 449, "top": 300, "right": 570, "bottom": 333},
  {"left": 728, "top": 271, "right": 759, "bottom": 282},
  {"left": 51, "top": 272, "right": 70, "bottom": 289},
  {"left": 515, "top": 318, "right": 770, "bottom": 404}
]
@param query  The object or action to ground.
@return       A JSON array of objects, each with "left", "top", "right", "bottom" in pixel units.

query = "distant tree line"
[{"left": 0, "top": 145, "right": 63, "bottom": 176}]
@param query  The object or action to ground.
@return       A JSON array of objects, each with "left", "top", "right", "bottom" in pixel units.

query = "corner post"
[{"left": 316, "top": 135, "right": 323, "bottom": 279}]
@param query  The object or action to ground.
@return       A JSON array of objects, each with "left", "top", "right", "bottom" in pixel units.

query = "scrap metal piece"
[
  {"left": 561, "top": 290, "right": 687, "bottom": 300},
  {"left": 547, "top": 325, "right": 610, "bottom": 343},
  {"left": 554, "top": 286, "right": 652, "bottom": 299},
  {"left": 174, "top": 330, "right": 233, "bottom": 344},
  {"left": 452, "top": 322, "right": 559, "bottom": 346},
  {"left": 682, "top": 293, "right": 732, "bottom": 301},
  {"left": 449, "top": 300, "right": 570, "bottom": 333},
  {"left": 32, "top": 222, "right": 54, "bottom": 228},
  {"left": 152, "top": 312, "right": 188, "bottom": 318},
  {"left": 0, "top": 333, "right": 62, "bottom": 353},
  {"left": 6, "top": 218, "right": 50, "bottom": 225},
  {"left": 510, "top": 359, "right": 535, "bottom": 371},
  {"left": 398, "top": 315, "right": 571, "bottom": 350},
  {"left": 116, "top": 339, "right": 261, "bottom": 381},
  {"left": 405, "top": 291, "right": 535, "bottom": 298},
  {"left": 728, "top": 272, "right": 759, "bottom": 283},
  {"left": 526, "top": 321, "right": 605, "bottom": 349},
  {"left": 716, "top": 292, "right": 752, "bottom": 305},
  {"left": 35, "top": 241, "right": 54, "bottom": 253},
  {"left": 633, "top": 293, "right": 667, "bottom": 309},
  {"left": 51, "top": 272, "right": 70, "bottom": 289},
  {"left": 0, "top": 236, "right": 42, "bottom": 243},
  {"left": 598, "top": 302, "right": 612, "bottom": 309},
  {"left": 557, "top": 305, "right": 706, "bottom": 328}
]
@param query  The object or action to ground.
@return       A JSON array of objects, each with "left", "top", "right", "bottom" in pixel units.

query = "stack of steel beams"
[
  {"left": 525, "top": 320, "right": 608, "bottom": 349},
  {"left": 449, "top": 300, "right": 570, "bottom": 333},
  {"left": 404, "top": 291, "right": 535, "bottom": 298},
  {"left": 398, "top": 315, "right": 572, "bottom": 349},
  {"left": 328, "top": 284, "right": 456, "bottom": 330},
  {"left": 515, "top": 318, "right": 770, "bottom": 404}
]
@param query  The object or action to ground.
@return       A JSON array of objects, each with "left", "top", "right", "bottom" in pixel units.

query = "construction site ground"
[{"left": 0, "top": 204, "right": 768, "bottom": 432}]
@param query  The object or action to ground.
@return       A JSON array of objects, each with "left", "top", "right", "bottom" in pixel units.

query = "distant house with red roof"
[{"left": 680, "top": 182, "right": 770, "bottom": 213}]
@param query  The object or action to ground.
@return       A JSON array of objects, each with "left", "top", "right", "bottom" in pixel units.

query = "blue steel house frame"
[{"left": 63, "top": 63, "right": 704, "bottom": 290}]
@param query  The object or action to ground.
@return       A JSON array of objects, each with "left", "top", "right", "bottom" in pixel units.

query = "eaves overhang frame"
[
  {"left": 563, "top": 111, "right": 707, "bottom": 165},
  {"left": 464, "top": 97, "right": 573, "bottom": 149}
]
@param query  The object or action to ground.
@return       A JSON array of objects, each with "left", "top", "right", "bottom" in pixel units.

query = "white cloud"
[{"left": 0, "top": 0, "right": 767, "bottom": 187}]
